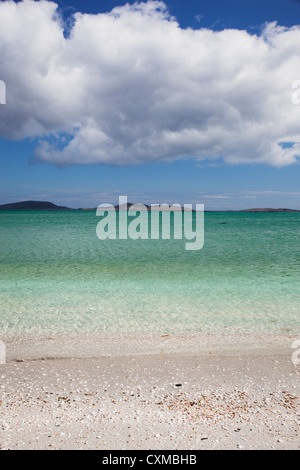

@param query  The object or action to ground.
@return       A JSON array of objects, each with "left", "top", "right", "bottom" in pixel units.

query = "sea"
[{"left": 0, "top": 210, "right": 299, "bottom": 359}]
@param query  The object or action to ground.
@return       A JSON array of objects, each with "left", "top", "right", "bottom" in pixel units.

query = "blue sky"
[{"left": 0, "top": 0, "right": 300, "bottom": 209}]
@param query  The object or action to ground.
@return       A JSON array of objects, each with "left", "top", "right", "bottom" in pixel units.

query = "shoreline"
[
  {"left": 1, "top": 339, "right": 299, "bottom": 450},
  {"left": 2, "top": 331, "right": 297, "bottom": 363}
]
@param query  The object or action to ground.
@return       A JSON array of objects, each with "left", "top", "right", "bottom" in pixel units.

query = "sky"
[{"left": 0, "top": 0, "right": 300, "bottom": 209}]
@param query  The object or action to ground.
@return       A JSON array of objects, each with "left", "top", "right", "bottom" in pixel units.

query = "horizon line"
[{"left": 0, "top": 199, "right": 299, "bottom": 212}]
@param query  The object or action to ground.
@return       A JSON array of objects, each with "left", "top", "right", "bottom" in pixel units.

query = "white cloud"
[{"left": 0, "top": 0, "right": 300, "bottom": 167}]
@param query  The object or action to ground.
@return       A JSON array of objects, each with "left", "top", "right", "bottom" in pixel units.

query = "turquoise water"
[{"left": 0, "top": 210, "right": 299, "bottom": 343}]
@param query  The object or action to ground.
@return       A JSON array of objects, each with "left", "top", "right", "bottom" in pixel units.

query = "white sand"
[{"left": 0, "top": 344, "right": 299, "bottom": 450}]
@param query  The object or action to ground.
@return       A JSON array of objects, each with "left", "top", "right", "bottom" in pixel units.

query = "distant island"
[
  {"left": 241, "top": 208, "right": 300, "bottom": 212},
  {"left": 0, "top": 201, "right": 194, "bottom": 211},
  {"left": 0, "top": 200, "right": 299, "bottom": 212},
  {"left": 0, "top": 201, "right": 73, "bottom": 211}
]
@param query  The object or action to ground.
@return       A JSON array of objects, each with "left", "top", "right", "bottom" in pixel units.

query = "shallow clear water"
[{"left": 0, "top": 210, "right": 299, "bottom": 342}]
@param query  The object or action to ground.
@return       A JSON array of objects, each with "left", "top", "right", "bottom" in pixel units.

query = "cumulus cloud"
[{"left": 0, "top": 0, "right": 300, "bottom": 167}]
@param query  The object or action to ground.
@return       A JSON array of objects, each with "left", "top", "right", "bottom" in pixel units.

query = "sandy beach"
[{"left": 1, "top": 341, "right": 299, "bottom": 450}]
